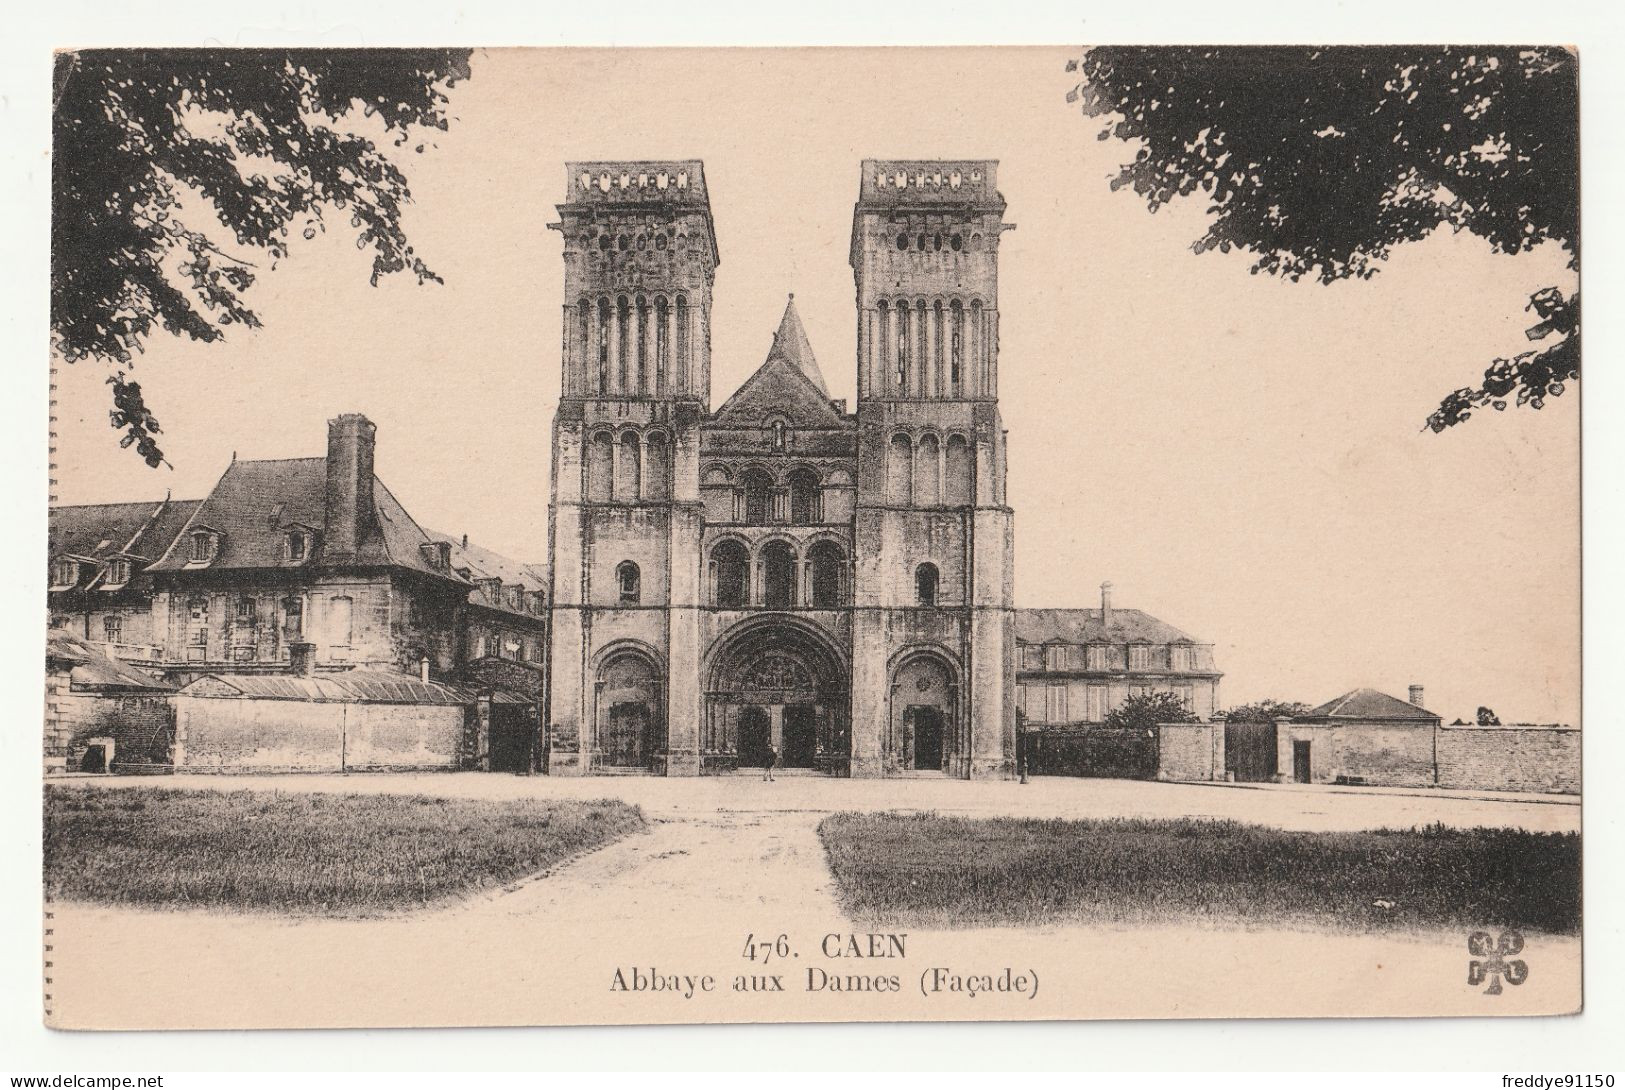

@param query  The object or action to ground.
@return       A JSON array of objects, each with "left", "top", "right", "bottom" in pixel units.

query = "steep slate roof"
[
  {"left": 177, "top": 669, "right": 472, "bottom": 705},
  {"left": 1307, "top": 688, "right": 1438, "bottom": 721},
  {"left": 150, "top": 458, "right": 464, "bottom": 583},
  {"left": 46, "top": 629, "right": 172, "bottom": 691},
  {"left": 50, "top": 499, "right": 201, "bottom": 563},
  {"left": 424, "top": 529, "right": 547, "bottom": 616},
  {"left": 713, "top": 296, "right": 846, "bottom": 427},
  {"left": 763, "top": 295, "right": 829, "bottom": 397},
  {"left": 1015, "top": 607, "right": 1205, "bottom": 646}
]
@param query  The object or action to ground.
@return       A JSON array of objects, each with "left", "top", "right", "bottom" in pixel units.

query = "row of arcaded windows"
[
  {"left": 585, "top": 428, "right": 672, "bottom": 502},
  {"left": 886, "top": 432, "right": 975, "bottom": 506},
  {"left": 613, "top": 550, "right": 939, "bottom": 610},
  {"left": 874, "top": 298, "right": 990, "bottom": 398},
  {"left": 708, "top": 539, "right": 849, "bottom": 610},
  {"left": 574, "top": 293, "right": 691, "bottom": 397}
]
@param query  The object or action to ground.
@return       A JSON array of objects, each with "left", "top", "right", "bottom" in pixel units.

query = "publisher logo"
[{"left": 1468, "top": 930, "right": 1528, "bottom": 995}]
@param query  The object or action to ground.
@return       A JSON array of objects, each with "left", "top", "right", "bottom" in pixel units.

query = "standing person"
[{"left": 761, "top": 741, "right": 778, "bottom": 782}]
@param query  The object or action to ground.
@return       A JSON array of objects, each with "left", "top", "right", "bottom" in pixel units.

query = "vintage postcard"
[{"left": 41, "top": 45, "right": 1581, "bottom": 1029}]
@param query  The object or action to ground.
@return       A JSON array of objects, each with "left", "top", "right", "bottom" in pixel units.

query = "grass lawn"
[
  {"left": 45, "top": 785, "right": 645, "bottom": 915},
  {"left": 818, "top": 812, "right": 1580, "bottom": 934}
]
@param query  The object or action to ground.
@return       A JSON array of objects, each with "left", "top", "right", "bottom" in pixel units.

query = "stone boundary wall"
[
  {"left": 1152, "top": 717, "right": 1581, "bottom": 796},
  {"left": 174, "top": 695, "right": 465, "bottom": 773},
  {"left": 1435, "top": 724, "right": 1579, "bottom": 795}
]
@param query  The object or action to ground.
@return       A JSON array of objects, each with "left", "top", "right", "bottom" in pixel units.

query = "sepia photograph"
[{"left": 17, "top": 22, "right": 1606, "bottom": 1063}]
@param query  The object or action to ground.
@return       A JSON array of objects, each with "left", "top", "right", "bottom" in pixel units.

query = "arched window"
[
  {"left": 634, "top": 296, "right": 650, "bottom": 394},
  {"left": 877, "top": 299, "right": 892, "bottom": 388},
  {"left": 644, "top": 431, "right": 670, "bottom": 500},
  {"left": 616, "top": 430, "right": 642, "bottom": 502},
  {"left": 587, "top": 430, "right": 614, "bottom": 501},
  {"left": 895, "top": 302, "right": 910, "bottom": 391},
  {"left": 916, "top": 433, "right": 941, "bottom": 505},
  {"left": 675, "top": 295, "right": 690, "bottom": 385},
  {"left": 617, "top": 561, "right": 641, "bottom": 604},
  {"left": 577, "top": 299, "right": 591, "bottom": 388},
  {"left": 887, "top": 433, "right": 912, "bottom": 503},
  {"left": 742, "top": 469, "right": 774, "bottom": 525},
  {"left": 616, "top": 296, "right": 631, "bottom": 391},
  {"left": 945, "top": 434, "right": 973, "bottom": 506},
  {"left": 596, "top": 297, "right": 612, "bottom": 393},
  {"left": 762, "top": 542, "right": 796, "bottom": 609},
  {"left": 654, "top": 295, "right": 669, "bottom": 393},
  {"left": 949, "top": 299, "right": 964, "bottom": 392},
  {"left": 809, "top": 541, "right": 846, "bottom": 609},
  {"left": 711, "top": 540, "right": 750, "bottom": 608},
  {"left": 787, "top": 468, "right": 821, "bottom": 524},
  {"left": 915, "top": 563, "right": 939, "bottom": 607}
]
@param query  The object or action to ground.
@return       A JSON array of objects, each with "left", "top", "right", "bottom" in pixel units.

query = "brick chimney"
[
  {"left": 1100, "top": 581, "right": 1114, "bottom": 627},
  {"left": 324, "top": 414, "right": 377, "bottom": 563},
  {"left": 1409, "top": 684, "right": 1425, "bottom": 707}
]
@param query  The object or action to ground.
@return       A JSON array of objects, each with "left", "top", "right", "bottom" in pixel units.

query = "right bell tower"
[{"left": 848, "top": 160, "right": 1016, "bottom": 779}]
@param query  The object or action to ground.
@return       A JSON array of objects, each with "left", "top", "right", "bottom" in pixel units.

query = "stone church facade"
[{"left": 545, "top": 159, "right": 1017, "bottom": 778}]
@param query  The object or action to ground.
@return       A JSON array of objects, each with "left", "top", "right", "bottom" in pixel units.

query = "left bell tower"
[{"left": 545, "top": 162, "right": 719, "bottom": 776}]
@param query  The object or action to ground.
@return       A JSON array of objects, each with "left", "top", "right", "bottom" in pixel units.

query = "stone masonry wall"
[
  {"left": 1436, "top": 725, "right": 1579, "bottom": 794},
  {"left": 174, "top": 696, "right": 463, "bottom": 772}
]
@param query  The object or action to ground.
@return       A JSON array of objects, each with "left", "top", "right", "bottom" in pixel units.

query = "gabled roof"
[
  {"left": 149, "top": 459, "right": 463, "bottom": 583},
  {"left": 764, "top": 295, "right": 828, "bottom": 397},
  {"left": 1015, "top": 607, "right": 1204, "bottom": 646},
  {"left": 713, "top": 296, "right": 846, "bottom": 428},
  {"left": 1306, "top": 688, "right": 1439, "bottom": 721}
]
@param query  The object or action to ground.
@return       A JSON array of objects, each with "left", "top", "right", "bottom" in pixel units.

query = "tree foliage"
[
  {"left": 1104, "top": 691, "right": 1199, "bottom": 732},
  {"left": 52, "top": 48, "right": 473, "bottom": 465},
  {"left": 1068, "top": 46, "right": 1578, "bottom": 431},
  {"left": 1221, "top": 699, "right": 1312, "bottom": 722}
]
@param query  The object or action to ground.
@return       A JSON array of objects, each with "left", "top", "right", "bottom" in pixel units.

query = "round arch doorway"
[{"left": 703, "top": 617, "right": 850, "bottom": 775}]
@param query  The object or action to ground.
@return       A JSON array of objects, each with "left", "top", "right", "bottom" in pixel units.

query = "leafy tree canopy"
[
  {"left": 1068, "top": 46, "right": 1578, "bottom": 431},
  {"left": 52, "top": 48, "right": 472, "bottom": 465},
  {"left": 1104, "top": 691, "right": 1199, "bottom": 732},
  {"left": 1221, "top": 699, "right": 1312, "bottom": 722}
]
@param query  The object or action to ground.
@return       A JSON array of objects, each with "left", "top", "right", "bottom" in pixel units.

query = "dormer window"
[
  {"left": 188, "top": 530, "right": 220, "bottom": 564},
  {"left": 479, "top": 578, "right": 502, "bottom": 603},
  {"left": 419, "top": 541, "right": 452, "bottom": 570},
  {"left": 285, "top": 530, "right": 309, "bottom": 562},
  {"left": 507, "top": 585, "right": 524, "bottom": 610},
  {"left": 50, "top": 559, "right": 79, "bottom": 589},
  {"left": 105, "top": 558, "right": 132, "bottom": 587}
]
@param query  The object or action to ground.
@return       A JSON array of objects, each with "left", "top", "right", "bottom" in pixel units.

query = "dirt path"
[{"left": 44, "top": 775, "right": 1581, "bottom": 1028}]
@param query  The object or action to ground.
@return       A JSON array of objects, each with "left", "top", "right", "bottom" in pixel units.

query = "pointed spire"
[{"left": 764, "top": 293, "right": 829, "bottom": 397}]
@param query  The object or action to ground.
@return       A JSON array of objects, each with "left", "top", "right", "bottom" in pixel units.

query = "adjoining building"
[
  {"left": 1156, "top": 684, "right": 1579, "bottom": 795},
  {"left": 47, "top": 416, "right": 548, "bottom": 773}
]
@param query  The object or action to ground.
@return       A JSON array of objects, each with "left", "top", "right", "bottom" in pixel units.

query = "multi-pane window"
[
  {"left": 1086, "top": 644, "right": 1113, "bottom": 671},
  {"left": 1044, "top": 644, "right": 1067, "bottom": 671},
  {"left": 1170, "top": 645, "right": 1194, "bottom": 672},
  {"left": 103, "top": 615, "right": 123, "bottom": 643},
  {"left": 1128, "top": 644, "right": 1152, "bottom": 671},
  {"left": 1045, "top": 682, "right": 1067, "bottom": 724}
]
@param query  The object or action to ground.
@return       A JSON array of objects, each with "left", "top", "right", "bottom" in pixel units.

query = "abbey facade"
[{"left": 545, "top": 160, "right": 1017, "bottom": 778}]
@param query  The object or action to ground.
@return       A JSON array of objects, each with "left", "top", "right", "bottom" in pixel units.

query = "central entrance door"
[
  {"left": 738, "top": 706, "right": 771, "bottom": 768},
  {"left": 782, "top": 704, "right": 817, "bottom": 768},
  {"left": 703, "top": 617, "right": 851, "bottom": 774}
]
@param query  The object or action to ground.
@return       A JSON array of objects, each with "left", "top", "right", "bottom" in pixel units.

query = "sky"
[{"left": 50, "top": 47, "right": 1581, "bottom": 724}]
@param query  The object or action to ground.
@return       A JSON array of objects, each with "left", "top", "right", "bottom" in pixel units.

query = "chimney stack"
[
  {"left": 1101, "top": 581, "right": 1114, "bottom": 626},
  {"left": 419, "top": 655, "right": 431, "bottom": 684},
  {"left": 290, "top": 642, "right": 316, "bottom": 678},
  {"left": 325, "top": 414, "right": 377, "bottom": 563},
  {"left": 1409, "top": 684, "right": 1425, "bottom": 708}
]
